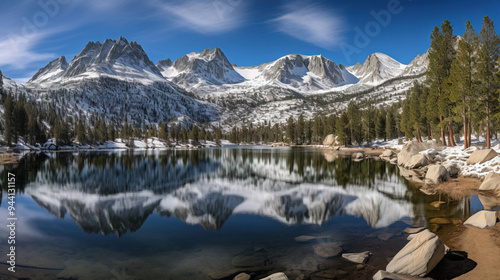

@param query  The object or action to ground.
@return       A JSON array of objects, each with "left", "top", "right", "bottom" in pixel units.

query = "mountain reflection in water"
[{"left": 3, "top": 148, "right": 413, "bottom": 236}]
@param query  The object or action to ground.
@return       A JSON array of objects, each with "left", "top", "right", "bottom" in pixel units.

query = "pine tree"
[
  {"left": 76, "top": 119, "right": 86, "bottom": 144},
  {"left": 449, "top": 21, "right": 478, "bottom": 148},
  {"left": 477, "top": 16, "right": 499, "bottom": 148},
  {"left": 296, "top": 114, "right": 305, "bottom": 144},
  {"left": 427, "top": 20, "right": 456, "bottom": 146},
  {"left": 159, "top": 123, "right": 169, "bottom": 141},
  {"left": 286, "top": 116, "right": 295, "bottom": 144}
]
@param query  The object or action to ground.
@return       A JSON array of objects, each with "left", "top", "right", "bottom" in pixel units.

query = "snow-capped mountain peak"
[
  {"left": 28, "top": 56, "right": 69, "bottom": 84},
  {"left": 347, "top": 52, "right": 407, "bottom": 84},
  {"left": 28, "top": 37, "right": 165, "bottom": 86},
  {"left": 162, "top": 47, "right": 244, "bottom": 87}
]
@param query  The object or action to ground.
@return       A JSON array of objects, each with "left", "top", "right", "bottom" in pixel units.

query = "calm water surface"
[{"left": 0, "top": 147, "right": 490, "bottom": 280}]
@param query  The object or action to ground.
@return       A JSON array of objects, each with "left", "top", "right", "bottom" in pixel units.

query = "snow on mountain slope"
[
  {"left": 19, "top": 38, "right": 219, "bottom": 125},
  {"left": 347, "top": 53, "right": 407, "bottom": 84},
  {"left": 28, "top": 56, "right": 68, "bottom": 84},
  {"left": 158, "top": 47, "right": 244, "bottom": 88},
  {"left": 401, "top": 51, "right": 429, "bottom": 76},
  {"left": 28, "top": 37, "right": 165, "bottom": 87}
]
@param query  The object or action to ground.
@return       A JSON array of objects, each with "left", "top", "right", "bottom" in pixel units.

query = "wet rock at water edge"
[
  {"left": 424, "top": 165, "right": 449, "bottom": 184},
  {"left": 381, "top": 149, "right": 395, "bottom": 158},
  {"left": 479, "top": 172, "right": 500, "bottom": 192},
  {"left": 463, "top": 210, "right": 497, "bottom": 228},
  {"left": 386, "top": 229, "right": 446, "bottom": 277},
  {"left": 313, "top": 242, "right": 343, "bottom": 258},
  {"left": 342, "top": 251, "right": 372, "bottom": 264}
]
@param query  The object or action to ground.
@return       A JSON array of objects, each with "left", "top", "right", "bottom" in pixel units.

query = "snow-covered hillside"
[{"left": 1, "top": 37, "right": 430, "bottom": 129}]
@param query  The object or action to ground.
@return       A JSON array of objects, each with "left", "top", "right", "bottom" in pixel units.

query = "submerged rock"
[
  {"left": 260, "top": 272, "right": 288, "bottom": 280},
  {"left": 313, "top": 242, "right": 343, "bottom": 258},
  {"left": 294, "top": 235, "right": 328, "bottom": 242},
  {"left": 479, "top": 172, "right": 500, "bottom": 191},
  {"left": 463, "top": 210, "right": 497, "bottom": 228},
  {"left": 466, "top": 149, "right": 498, "bottom": 165},
  {"left": 386, "top": 229, "right": 446, "bottom": 277},
  {"left": 234, "top": 273, "right": 251, "bottom": 280},
  {"left": 342, "top": 251, "right": 372, "bottom": 264}
]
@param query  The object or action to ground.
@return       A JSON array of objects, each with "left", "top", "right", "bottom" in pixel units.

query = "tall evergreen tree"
[
  {"left": 476, "top": 16, "right": 499, "bottom": 148},
  {"left": 449, "top": 21, "right": 478, "bottom": 148}
]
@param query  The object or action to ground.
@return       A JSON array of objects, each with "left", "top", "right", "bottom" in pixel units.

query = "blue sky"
[{"left": 1, "top": 0, "right": 499, "bottom": 82}]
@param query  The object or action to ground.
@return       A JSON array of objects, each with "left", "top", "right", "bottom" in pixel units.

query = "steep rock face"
[
  {"left": 401, "top": 51, "right": 429, "bottom": 76},
  {"left": 28, "top": 37, "right": 164, "bottom": 86},
  {"left": 163, "top": 47, "right": 244, "bottom": 86},
  {"left": 28, "top": 56, "right": 69, "bottom": 84},
  {"left": 259, "top": 54, "right": 345, "bottom": 87},
  {"left": 347, "top": 52, "right": 406, "bottom": 84}
]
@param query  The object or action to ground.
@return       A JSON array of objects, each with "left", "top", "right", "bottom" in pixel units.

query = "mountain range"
[{"left": 0, "top": 37, "right": 429, "bottom": 129}]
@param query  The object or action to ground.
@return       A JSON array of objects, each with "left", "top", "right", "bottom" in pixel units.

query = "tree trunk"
[
  {"left": 467, "top": 116, "right": 472, "bottom": 148},
  {"left": 440, "top": 115, "right": 447, "bottom": 146},
  {"left": 417, "top": 128, "right": 423, "bottom": 143},
  {"left": 487, "top": 120, "right": 491, "bottom": 149},
  {"left": 463, "top": 113, "right": 468, "bottom": 149},
  {"left": 448, "top": 121, "right": 456, "bottom": 147}
]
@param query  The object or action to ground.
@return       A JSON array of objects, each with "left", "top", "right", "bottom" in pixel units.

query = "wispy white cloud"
[
  {"left": 156, "top": 0, "right": 247, "bottom": 34},
  {"left": 271, "top": 3, "right": 346, "bottom": 49},
  {"left": 0, "top": 32, "right": 55, "bottom": 70}
]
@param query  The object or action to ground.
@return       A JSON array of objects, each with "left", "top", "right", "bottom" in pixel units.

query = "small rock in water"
[
  {"left": 428, "top": 224, "right": 441, "bottom": 232},
  {"left": 430, "top": 201, "right": 446, "bottom": 208},
  {"left": 428, "top": 217, "right": 451, "bottom": 225},
  {"left": 356, "top": 264, "right": 365, "bottom": 270},
  {"left": 233, "top": 272, "right": 251, "bottom": 280},
  {"left": 313, "top": 242, "right": 343, "bottom": 258},
  {"left": 260, "top": 272, "right": 289, "bottom": 280},
  {"left": 403, "top": 227, "right": 425, "bottom": 234},
  {"left": 377, "top": 232, "right": 394, "bottom": 241},
  {"left": 294, "top": 235, "right": 327, "bottom": 242},
  {"left": 342, "top": 251, "right": 371, "bottom": 264}
]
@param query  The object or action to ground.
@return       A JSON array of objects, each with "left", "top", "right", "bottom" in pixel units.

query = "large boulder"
[
  {"left": 386, "top": 229, "right": 445, "bottom": 277},
  {"left": 463, "top": 210, "right": 497, "bottom": 228},
  {"left": 260, "top": 272, "right": 288, "bottom": 280},
  {"left": 323, "top": 134, "right": 336, "bottom": 146},
  {"left": 398, "top": 141, "right": 436, "bottom": 167},
  {"left": 479, "top": 172, "right": 500, "bottom": 191},
  {"left": 442, "top": 161, "right": 460, "bottom": 177},
  {"left": 466, "top": 149, "right": 498, "bottom": 165},
  {"left": 425, "top": 165, "right": 449, "bottom": 184},
  {"left": 405, "top": 154, "right": 429, "bottom": 169}
]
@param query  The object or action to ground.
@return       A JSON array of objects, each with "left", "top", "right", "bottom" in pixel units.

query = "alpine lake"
[{"left": 0, "top": 147, "right": 489, "bottom": 280}]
